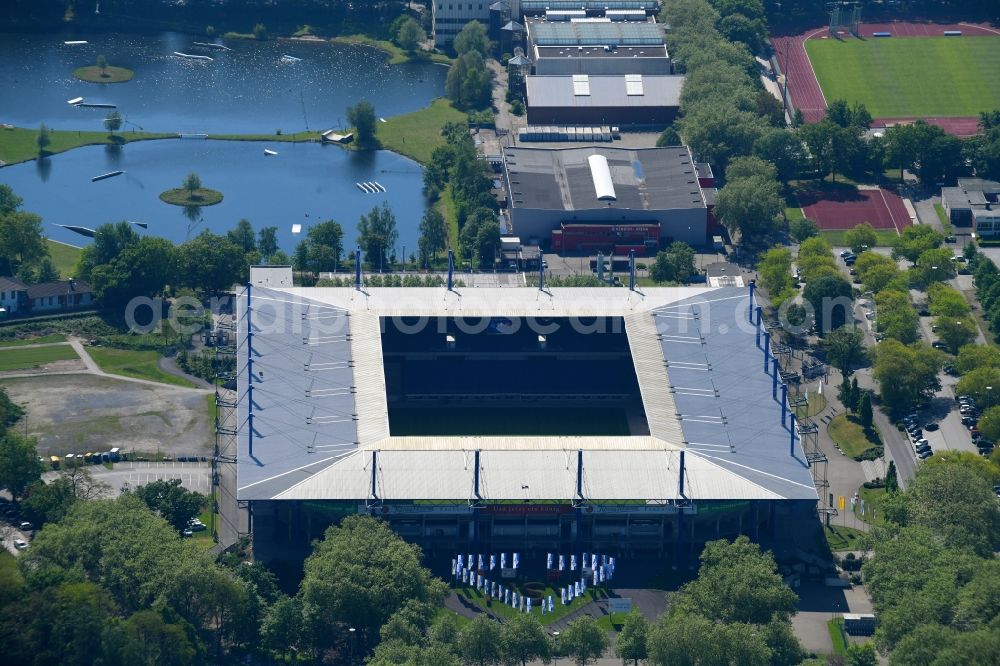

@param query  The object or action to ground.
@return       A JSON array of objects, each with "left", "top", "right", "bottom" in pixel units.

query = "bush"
[
  {"left": 510, "top": 99, "right": 524, "bottom": 116},
  {"left": 853, "top": 447, "right": 884, "bottom": 462},
  {"left": 253, "top": 23, "right": 267, "bottom": 40}
]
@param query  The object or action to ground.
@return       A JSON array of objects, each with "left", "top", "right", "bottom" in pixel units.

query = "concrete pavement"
[{"left": 41, "top": 461, "right": 212, "bottom": 497}]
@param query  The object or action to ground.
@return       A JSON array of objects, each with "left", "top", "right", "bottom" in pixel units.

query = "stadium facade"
[{"left": 236, "top": 280, "right": 818, "bottom": 564}]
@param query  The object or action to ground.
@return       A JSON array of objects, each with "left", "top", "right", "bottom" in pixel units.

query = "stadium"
[{"left": 235, "top": 272, "right": 819, "bottom": 566}]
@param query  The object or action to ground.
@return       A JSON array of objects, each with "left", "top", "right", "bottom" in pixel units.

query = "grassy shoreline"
[
  {"left": 0, "top": 127, "right": 175, "bottom": 166},
  {"left": 332, "top": 34, "right": 452, "bottom": 66}
]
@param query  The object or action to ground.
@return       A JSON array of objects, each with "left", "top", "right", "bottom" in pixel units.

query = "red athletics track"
[
  {"left": 772, "top": 21, "right": 1000, "bottom": 132},
  {"left": 798, "top": 186, "right": 912, "bottom": 233}
]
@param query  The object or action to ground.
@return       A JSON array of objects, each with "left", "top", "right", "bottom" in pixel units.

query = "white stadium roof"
[{"left": 236, "top": 286, "right": 818, "bottom": 504}]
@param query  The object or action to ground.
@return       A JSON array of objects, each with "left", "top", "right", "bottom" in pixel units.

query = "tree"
[
  {"left": 955, "top": 367, "right": 1000, "bottom": 409},
  {"left": 299, "top": 515, "right": 446, "bottom": 651},
  {"left": 883, "top": 122, "right": 921, "bottom": 180},
  {"left": 803, "top": 274, "right": 853, "bottom": 334},
  {"left": 649, "top": 242, "right": 696, "bottom": 283},
  {"left": 648, "top": 610, "right": 771, "bottom": 666},
  {"left": 260, "top": 595, "right": 303, "bottom": 660},
  {"left": 182, "top": 172, "right": 201, "bottom": 195},
  {"left": 872, "top": 340, "right": 945, "bottom": 412},
  {"left": 676, "top": 536, "right": 798, "bottom": 624},
  {"left": 0, "top": 209, "right": 48, "bottom": 277},
  {"left": 762, "top": 616, "right": 806, "bottom": 666},
  {"left": 37, "top": 122, "right": 51, "bottom": 154},
  {"left": 131, "top": 478, "right": 205, "bottom": 532},
  {"left": 357, "top": 203, "right": 398, "bottom": 270},
  {"left": 453, "top": 20, "right": 490, "bottom": 57},
  {"left": 822, "top": 325, "right": 866, "bottom": 376},
  {"left": 844, "top": 223, "right": 878, "bottom": 255},
  {"left": 714, "top": 174, "right": 782, "bottom": 244},
  {"left": 875, "top": 289, "right": 919, "bottom": 343},
  {"left": 102, "top": 608, "right": 201, "bottom": 666},
  {"left": 97, "top": 54, "right": 108, "bottom": 75},
  {"left": 858, "top": 391, "right": 873, "bottom": 429},
  {"left": 839, "top": 375, "right": 856, "bottom": 411},
  {"left": 916, "top": 246, "right": 956, "bottom": 284},
  {"left": 560, "top": 616, "right": 608, "bottom": 666},
  {"left": 892, "top": 225, "right": 943, "bottom": 265},
  {"left": 679, "top": 104, "right": 767, "bottom": 174},
  {"left": 176, "top": 230, "right": 245, "bottom": 293},
  {"left": 303, "top": 220, "right": 344, "bottom": 273},
  {"left": 0, "top": 432, "right": 45, "bottom": 500},
  {"left": 104, "top": 110, "right": 122, "bottom": 136},
  {"left": 846, "top": 642, "right": 878, "bottom": 666},
  {"left": 855, "top": 251, "right": 904, "bottom": 294},
  {"left": 498, "top": 614, "right": 549, "bottom": 666},
  {"left": 758, "top": 246, "right": 795, "bottom": 305},
  {"left": 799, "top": 119, "right": 860, "bottom": 181},
  {"left": 788, "top": 217, "right": 818, "bottom": 242},
  {"left": 979, "top": 406, "right": 1000, "bottom": 443},
  {"left": 656, "top": 125, "right": 681, "bottom": 147},
  {"left": 446, "top": 51, "right": 492, "bottom": 110},
  {"left": 76, "top": 220, "right": 139, "bottom": 280},
  {"left": 418, "top": 207, "right": 447, "bottom": 265},
  {"left": 753, "top": 129, "right": 807, "bottom": 182},
  {"left": 458, "top": 615, "right": 500, "bottom": 666},
  {"left": 258, "top": 226, "right": 278, "bottom": 262},
  {"left": 227, "top": 219, "right": 257, "bottom": 254},
  {"left": 253, "top": 23, "right": 267, "bottom": 40},
  {"left": 90, "top": 236, "right": 175, "bottom": 308},
  {"left": 929, "top": 283, "right": 972, "bottom": 318},
  {"left": 459, "top": 207, "right": 500, "bottom": 269},
  {"left": 615, "top": 610, "right": 649, "bottom": 665},
  {"left": 904, "top": 462, "right": 1000, "bottom": 557},
  {"left": 885, "top": 460, "right": 899, "bottom": 492},
  {"left": 395, "top": 17, "right": 425, "bottom": 53},
  {"left": 347, "top": 100, "right": 377, "bottom": 147},
  {"left": 934, "top": 316, "right": 976, "bottom": 354}
]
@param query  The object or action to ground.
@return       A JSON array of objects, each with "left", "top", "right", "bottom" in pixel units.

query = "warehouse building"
[
  {"left": 526, "top": 17, "right": 670, "bottom": 75},
  {"left": 525, "top": 73, "right": 682, "bottom": 127},
  {"left": 941, "top": 178, "right": 1000, "bottom": 228},
  {"left": 235, "top": 279, "right": 819, "bottom": 566},
  {"left": 503, "top": 145, "right": 708, "bottom": 247}
]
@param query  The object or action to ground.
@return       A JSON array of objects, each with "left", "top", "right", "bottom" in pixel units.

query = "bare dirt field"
[{"left": 1, "top": 374, "right": 213, "bottom": 457}]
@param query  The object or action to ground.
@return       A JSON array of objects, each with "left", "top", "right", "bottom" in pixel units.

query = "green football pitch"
[{"left": 805, "top": 36, "right": 1000, "bottom": 117}]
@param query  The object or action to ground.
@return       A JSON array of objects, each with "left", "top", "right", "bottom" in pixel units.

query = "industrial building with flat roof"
[
  {"left": 525, "top": 73, "right": 682, "bottom": 126},
  {"left": 503, "top": 145, "right": 708, "bottom": 246},
  {"left": 236, "top": 279, "right": 819, "bottom": 564},
  {"left": 941, "top": 178, "right": 1000, "bottom": 231}
]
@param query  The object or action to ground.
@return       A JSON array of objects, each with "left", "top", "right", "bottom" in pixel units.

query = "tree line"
[{"left": 0, "top": 185, "right": 60, "bottom": 284}]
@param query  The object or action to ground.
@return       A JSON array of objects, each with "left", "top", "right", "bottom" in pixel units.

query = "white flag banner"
[
  {"left": 570, "top": 555, "right": 577, "bottom": 571},
  {"left": 583, "top": 552, "right": 589, "bottom": 569},
  {"left": 548, "top": 596, "right": 554, "bottom": 612},
  {"left": 451, "top": 558, "right": 457, "bottom": 577},
  {"left": 478, "top": 554, "right": 484, "bottom": 570},
  {"left": 527, "top": 597, "right": 532, "bottom": 613},
  {"left": 575, "top": 581, "right": 581, "bottom": 597},
  {"left": 561, "top": 587, "right": 567, "bottom": 604},
  {"left": 500, "top": 553, "right": 507, "bottom": 569},
  {"left": 457, "top": 554, "right": 464, "bottom": 570},
  {"left": 547, "top": 552, "right": 553, "bottom": 570},
  {"left": 567, "top": 586, "right": 573, "bottom": 602},
  {"left": 559, "top": 554, "right": 565, "bottom": 571},
  {"left": 599, "top": 565, "right": 605, "bottom": 583},
  {"left": 541, "top": 600, "right": 546, "bottom": 615},
  {"left": 593, "top": 568, "right": 598, "bottom": 586},
  {"left": 468, "top": 554, "right": 474, "bottom": 570},
  {"left": 504, "top": 588, "right": 510, "bottom": 605},
  {"left": 513, "top": 552, "right": 520, "bottom": 569},
  {"left": 581, "top": 576, "right": 586, "bottom": 593},
  {"left": 591, "top": 553, "right": 597, "bottom": 571},
  {"left": 490, "top": 554, "right": 496, "bottom": 571}
]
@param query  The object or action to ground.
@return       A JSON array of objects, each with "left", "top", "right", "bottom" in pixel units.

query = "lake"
[
  {"left": 0, "top": 32, "right": 447, "bottom": 134},
  {"left": 0, "top": 139, "right": 428, "bottom": 260}
]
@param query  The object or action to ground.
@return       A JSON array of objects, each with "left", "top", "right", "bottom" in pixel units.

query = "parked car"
[
  {"left": 18, "top": 521, "right": 32, "bottom": 531},
  {"left": 924, "top": 422, "right": 939, "bottom": 431},
  {"left": 918, "top": 308, "right": 930, "bottom": 317},
  {"left": 840, "top": 249, "right": 854, "bottom": 258},
  {"left": 844, "top": 256, "right": 857, "bottom": 266},
  {"left": 932, "top": 341, "right": 948, "bottom": 350},
  {"left": 962, "top": 416, "right": 977, "bottom": 426},
  {"left": 919, "top": 448, "right": 934, "bottom": 459},
  {"left": 13, "top": 538, "right": 28, "bottom": 550},
  {"left": 945, "top": 235, "right": 957, "bottom": 243}
]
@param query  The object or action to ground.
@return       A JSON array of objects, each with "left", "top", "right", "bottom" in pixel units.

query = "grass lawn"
[
  {"left": 819, "top": 228, "right": 899, "bottom": 247},
  {"left": 455, "top": 584, "right": 610, "bottom": 626},
  {"left": 933, "top": 203, "right": 954, "bottom": 234},
  {"left": 828, "top": 413, "right": 882, "bottom": 459},
  {"left": 87, "top": 346, "right": 197, "bottom": 388},
  {"left": 824, "top": 524, "right": 868, "bottom": 552},
  {"left": 439, "top": 184, "right": 461, "bottom": 252},
  {"left": 805, "top": 36, "right": 1000, "bottom": 117},
  {"left": 190, "top": 494, "right": 216, "bottom": 549},
  {"left": 46, "top": 239, "right": 82, "bottom": 278},
  {"left": 792, "top": 391, "right": 827, "bottom": 418},
  {"left": 333, "top": 34, "right": 452, "bottom": 66},
  {"left": 0, "top": 126, "right": 175, "bottom": 166},
  {"left": 786, "top": 206, "right": 805, "bottom": 221},
  {"left": 0, "top": 334, "right": 67, "bottom": 347},
  {"left": 377, "top": 98, "right": 467, "bottom": 164},
  {"left": 73, "top": 65, "right": 135, "bottom": 83},
  {"left": 0, "top": 550, "right": 24, "bottom": 594},
  {"left": 159, "top": 188, "right": 223, "bottom": 206},
  {"left": 854, "top": 484, "right": 887, "bottom": 525},
  {"left": 0, "top": 344, "right": 79, "bottom": 371},
  {"left": 828, "top": 618, "right": 848, "bottom": 656}
]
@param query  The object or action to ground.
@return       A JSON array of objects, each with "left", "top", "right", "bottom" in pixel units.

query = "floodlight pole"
[
  {"left": 354, "top": 249, "right": 362, "bottom": 290},
  {"left": 763, "top": 331, "right": 771, "bottom": 373},
  {"left": 789, "top": 413, "right": 797, "bottom": 456},
  {"left": 628, "top": 250, "right": 635, "bottom": 291},
  {"left": 246, "top": 283, "right": 254, "bottom": 457},
  {"left": 748, "top": 280, "right": 756, "bottom": 323},
  {"left": 371, "top": 450, "right": 379, "bottom": 502},
  {"left": 447, "top": 249, "right": 455, "bottom": 291}
]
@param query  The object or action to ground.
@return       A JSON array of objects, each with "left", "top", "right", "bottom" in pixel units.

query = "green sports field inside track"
[{"left": 805, "top": 36, "right": 1000, "bottom": 117}]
